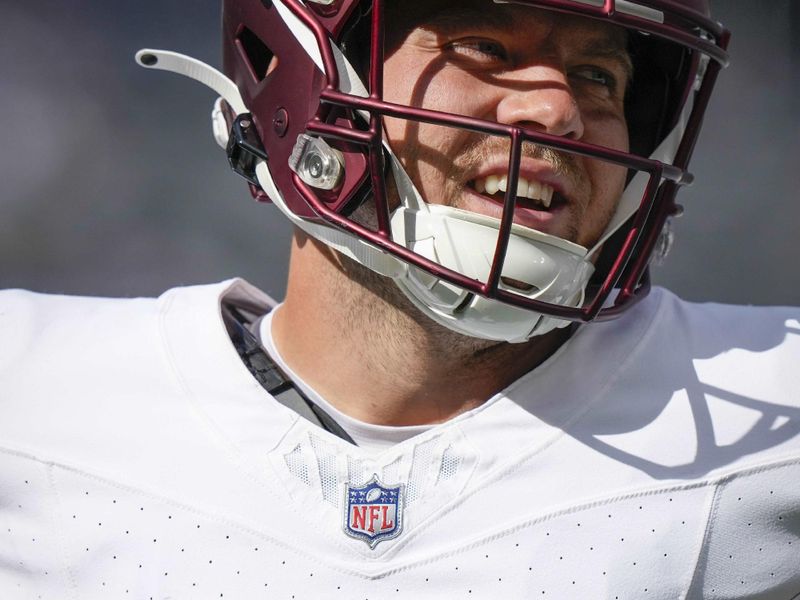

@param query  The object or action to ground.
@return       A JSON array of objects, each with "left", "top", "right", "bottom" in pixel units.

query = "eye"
[
  {"left": 571, "top": 66, "right": 617, "bottom": 89},
  {"left": 447, "top": 38, "right": 508, "bottom": 63}
]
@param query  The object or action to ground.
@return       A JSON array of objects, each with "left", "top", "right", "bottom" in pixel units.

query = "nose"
[{"left": 495, "top": 66, "right": 585, "bottom": 140}]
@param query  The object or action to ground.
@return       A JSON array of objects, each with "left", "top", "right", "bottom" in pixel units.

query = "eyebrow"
[
  {"left": 579, "top": 36, "right": 634, "bottom": 82},
  {"left": 423, "top": 6, "right": 633, "bottom": 81}
]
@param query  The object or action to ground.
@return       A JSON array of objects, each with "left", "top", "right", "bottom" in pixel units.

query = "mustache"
[{"left": 455, "top": 136, "right": 581, "bottom": 182}]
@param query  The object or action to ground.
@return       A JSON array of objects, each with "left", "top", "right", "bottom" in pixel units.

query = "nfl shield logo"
[{"left": 343, "top": 475, "right": 404, "bottom": 548}]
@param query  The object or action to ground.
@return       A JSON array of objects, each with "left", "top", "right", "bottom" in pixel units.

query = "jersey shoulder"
[
  {"left": 0, "top": 286, "right": 163, "bottom": 377},
  {"left": 0, "top": 287, "right": 165, "bottom": 448},
  {"left": 514, "top": 287, "right": 800, "bottom": 483},
  {"left": 647, "top": 287, "right": 800, "bottom": 387},
  {"left": 653, "top": 286, "right": 799, "bottom": 342},
  {"left": 0, "top": 280, "right": 278, "bottom": 460}
]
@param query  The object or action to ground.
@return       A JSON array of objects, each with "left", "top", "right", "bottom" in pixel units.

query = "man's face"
[{"left": 382, "top": 0, "right": 632, "bottom": 248}]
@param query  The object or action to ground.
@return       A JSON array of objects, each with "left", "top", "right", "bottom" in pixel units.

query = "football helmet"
[{"left": 137, "top": 0, "right": 729, "bottom": 342}]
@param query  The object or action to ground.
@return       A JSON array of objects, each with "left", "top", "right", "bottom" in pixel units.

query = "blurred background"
[{"left": 1, "top": 1, "right": 798, "bottom": 305}]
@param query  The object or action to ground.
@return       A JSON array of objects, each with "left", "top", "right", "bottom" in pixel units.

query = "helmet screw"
[
  {"left": 273, "top": 108, "right": 289, "bottom": 137},
  {"left": 305, "top": 153, "right": 324, "bottom": 179}
]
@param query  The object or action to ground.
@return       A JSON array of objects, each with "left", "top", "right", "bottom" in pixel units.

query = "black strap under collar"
[{"left": 221, "top": 303, "right": 356, "bottom": 445}]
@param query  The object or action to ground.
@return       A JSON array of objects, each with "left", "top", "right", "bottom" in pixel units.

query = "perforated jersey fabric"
[{"left": 1, "top": 279, "right": 799, "bottom": 599}]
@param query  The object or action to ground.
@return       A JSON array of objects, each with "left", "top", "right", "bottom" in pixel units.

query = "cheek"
[
  {"left": 382, "top": 47, "right": 415, "bottom": 103},
  {"left": 584, "top": 115, "right": 630, "bottom": 195},
  {"left": 592, "top": 162, "right": 628, "bottom": 215},
  {"left": 584, "top": 111, "right": 629, "bottom": 153},
  {"left": 579, "top": 117, "right": 630, "bottom": 240},
  {"left": 383, "top": 52, "right": 493, "bottom": 136},
  {"left": 383, "top": 70, "right": 490, "bottom": 195}
]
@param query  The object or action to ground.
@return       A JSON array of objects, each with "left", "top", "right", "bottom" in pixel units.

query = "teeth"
[
  {"left": 528, "top": 180, "right": 542, "bottom": 204},
  {"left": 541, "top": 183, "right": 553, "bottom": 208},
  {"left": 472, "top": 175, "right": 555, "bottom": 209}
]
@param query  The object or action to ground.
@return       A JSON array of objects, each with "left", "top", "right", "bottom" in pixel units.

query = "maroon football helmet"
[{"left": 213, "top": 0, "right": 730, "bottom": 341}]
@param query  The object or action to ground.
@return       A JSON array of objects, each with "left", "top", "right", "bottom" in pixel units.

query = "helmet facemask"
[{"left": 138, "top": 0, "right": 728, "bottom": 342}]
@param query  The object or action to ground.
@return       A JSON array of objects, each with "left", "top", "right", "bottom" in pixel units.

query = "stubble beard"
[
  {"left": 341, "top": 203, "right": 507, "bottom": 368},
  {"left": 334, "top": 135, "right": 599, "bottom": 369}
]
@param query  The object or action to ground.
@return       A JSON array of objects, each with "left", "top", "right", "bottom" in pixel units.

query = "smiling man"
[
  {"left": 381, "top": 2, "right": 631, "bottom": 246},
  {"left": 1, "top": 0, "right": 799, "bottom": 598}
]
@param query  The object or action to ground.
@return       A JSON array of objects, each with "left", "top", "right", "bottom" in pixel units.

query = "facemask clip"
[{"left": 289, "top": 134, "right": 344, "bottom": 191}]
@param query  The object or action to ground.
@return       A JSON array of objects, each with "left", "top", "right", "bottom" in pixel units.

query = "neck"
[{"left": 271, "top": 231, "right": 571, "bottom": 426}]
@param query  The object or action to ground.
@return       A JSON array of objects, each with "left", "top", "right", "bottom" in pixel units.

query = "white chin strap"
[
  {"left": 135, "top": 34, "right": 688, "bottom": 343},
  {"left": 386, "top": 153, "right": 594, "bottom": 341}
]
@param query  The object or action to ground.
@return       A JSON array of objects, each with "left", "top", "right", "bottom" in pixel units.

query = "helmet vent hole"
[{"left": 236, "top": 27, "right": 276, "bottom": 83}]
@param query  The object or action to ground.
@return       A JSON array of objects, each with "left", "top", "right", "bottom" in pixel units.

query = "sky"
[{"left": 1, "top": 1, "right": 798, "bottom": 306}]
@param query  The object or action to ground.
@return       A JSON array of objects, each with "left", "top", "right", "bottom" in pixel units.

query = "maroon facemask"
[{"left": 215, "top": 0, "right": 730, "bottom": 340}]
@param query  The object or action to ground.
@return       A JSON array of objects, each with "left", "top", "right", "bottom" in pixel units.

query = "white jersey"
[{"left": 1, "top": 279, "right": 798, "bottom": 599}]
